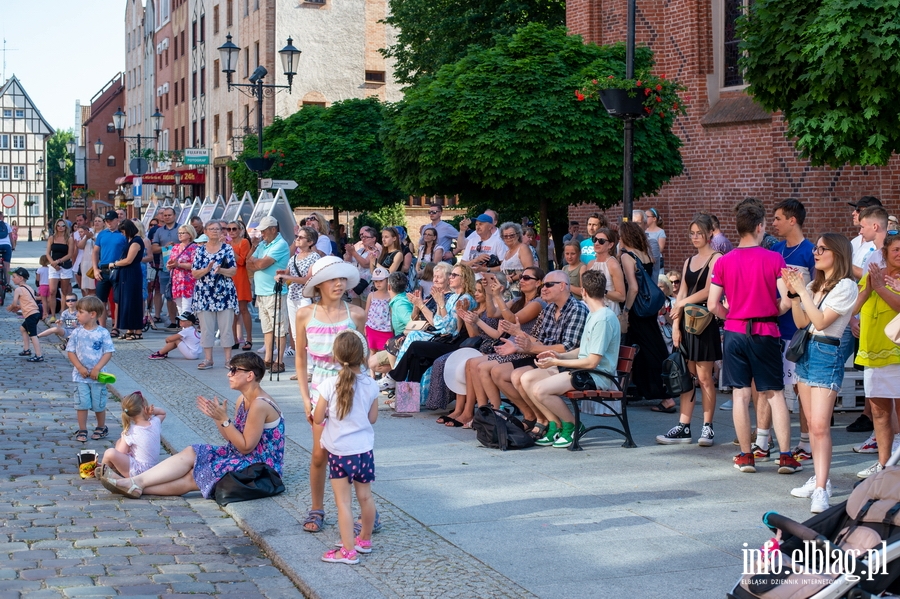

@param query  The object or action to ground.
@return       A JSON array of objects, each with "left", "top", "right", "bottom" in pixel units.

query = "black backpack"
[
  {"left": 662, "top": 346, "right": 693, "bottom": 397},
  {"left": 472, "top": 406, "right": 535, "bottom": 450}
]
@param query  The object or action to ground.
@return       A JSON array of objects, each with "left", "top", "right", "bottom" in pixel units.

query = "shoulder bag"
[
  {"left": 681, "top": 253, "right": 721, "bottom": 335},
  {"left": 785, "top": 292, "right": 830, "bottom": 363},
  {"left": 622, "top": 250, "right": 665, "bottom": 318}
]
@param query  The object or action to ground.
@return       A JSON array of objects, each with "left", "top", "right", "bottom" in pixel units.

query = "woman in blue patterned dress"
[
  {"left": 191, "top": 220, "right": 238, "bottom": 370},
  {"left": 98, "top": 352, "right": 284, "bottom": 499}
]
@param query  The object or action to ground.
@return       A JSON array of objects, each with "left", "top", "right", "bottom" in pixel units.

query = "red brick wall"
[{"left": 567, "top": 0, "right": 900, "bottom": 269}]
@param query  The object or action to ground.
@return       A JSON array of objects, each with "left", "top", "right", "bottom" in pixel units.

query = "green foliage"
[
  {"left": 739, "top": 0, "right": 900, "bottom": 167},
  {"left": 579, "top": 71, "right": 688, "bottom": 119},
  {"left": 373, "top": 203, "right": 407, "bottom": 228},
  {"left": 231, "top": 98, "right": 405, "bottom": 212},
  {"left": 382, "top": 0, "right": 566, "bottom": 85},
  {"left": 47, "top": 130, "right": 75, "bottom": 218},
  {"left": 351, "top": 211, "right": 383, "bottom": 241},
  {"left": 381, "top": 24, "right": 684, "bottom": 217}
]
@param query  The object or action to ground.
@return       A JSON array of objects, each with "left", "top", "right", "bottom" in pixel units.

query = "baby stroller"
[
  {"left": 142, "top": 267, "right": 160, "bottom": 333},
  {"left": 729, "top": 449, "right": 900, "bottom": 599}
]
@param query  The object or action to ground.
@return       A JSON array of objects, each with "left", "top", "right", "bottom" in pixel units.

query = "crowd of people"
[{"left": 4, "top": 192, "right": 899, "bottom": 563}]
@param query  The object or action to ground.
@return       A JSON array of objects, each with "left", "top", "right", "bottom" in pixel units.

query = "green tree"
[
  {"left": 382, "top": 0, "right": 565, "bottom": 85},
  {"left": 380, "top": 23, "right": 685, "bottom": 266},
  {"left": 46, "top": 130, "right": 75, "bottom": 219},
  {"left": 231, "top": 98, "right": 405, "bottom": 226},
  {"left": 739, "top": 0, "right": 900, "bottom": 167}
]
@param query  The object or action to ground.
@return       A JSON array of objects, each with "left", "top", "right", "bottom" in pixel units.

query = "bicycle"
[{"left": 0, "top": 260, "right": 7, "bottom": 306}]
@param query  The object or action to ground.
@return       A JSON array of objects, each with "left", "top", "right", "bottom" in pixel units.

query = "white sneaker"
[
  {"left": 809, "top": 487, "right": 830, "bottom": 514},
  {"left": 857, "top": 462, "right": 884, "bottom": 479},
  {"left": 853, "top": 434, "right": 878, "bottom": 453},
  {"left": 378, "top": 375, "right": 396, "bottom": 391},
  {"left": 719, "top": 400, "right": 733, "bottom": 411},
  {"left": 284, "top": 348, "right": 295, "bottom": 358},
  {"left": 790, "top": 475, "right": 832, "bottom": 499},
  {"left": 698, "top": 424, "right": 715, "bottom": 447}
]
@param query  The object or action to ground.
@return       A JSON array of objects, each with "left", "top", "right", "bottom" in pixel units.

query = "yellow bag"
[{"left": 85, "top": 266, "right": 95, "bottom": 279}]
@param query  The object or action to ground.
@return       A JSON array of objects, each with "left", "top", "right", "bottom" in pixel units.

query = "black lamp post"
[
  {"left": 111, "top": 107, "right": 163, "bottom": 176},
  {"left": 217, "top": 34, "right": 301, "bottom": 174},
  {"left": 173, "top": 170, "right": 182, "bottom": 200},
  {"left": 66, "top": 138, "right": 104, "bottom": 197},
  {"left": 622, "top": 0, "right": 636, "bottom": 223}
]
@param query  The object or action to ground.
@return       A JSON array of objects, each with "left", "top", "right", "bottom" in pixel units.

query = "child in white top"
[
  {"left": 37, "top": 256, "right": 50, "bottom": 319},
  {"left": 38, "top": 294, "right": 80, "bottom": 344},
  {"left": 313, "top": 329, "right": 379, "bottom": 565},
  {"left": 148, "top": 311, "right": 202, "bottom": 360},
  {"left": 364, "top": 268, "right": 393, "bottom": 352},
  {"left": 101, "top": 391, "right": 166, "bottom": 477}
]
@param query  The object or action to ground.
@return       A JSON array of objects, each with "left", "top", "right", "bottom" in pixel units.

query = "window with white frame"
[
  {"left": 0, "top": 165, "right": 8, "bottom": 179},
  {"left": 5, "top": 204, "right": 16, "bottom": 216},
  {"left": 12, "top": 135, "right": 25, "bottom": 149},
  {"left": 27, "top": 195, "right": 41, "bottom": 216},
  {"left": 12, "top": 166, "right": 26, "bottom": 180},
  {"left": 14, "top": 109, "right": 24, "bottom": 118},
  {"left": 2, "top": 109, "right": 10, "bottom": 118},
  {"left": 0, "top": 134, "right": 8, "bottom": 149}
]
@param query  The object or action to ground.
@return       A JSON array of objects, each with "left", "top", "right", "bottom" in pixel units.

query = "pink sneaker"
[
  {"left": 321, "top": 547, "right": 359, "bottom": 564},
  {"left": 334, "top": 536, "right": 373, "bottom": 554}
]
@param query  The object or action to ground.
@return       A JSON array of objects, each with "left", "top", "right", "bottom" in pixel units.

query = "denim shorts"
[
  {"left": 328, "top": 450, "right": 375, "bottom": 484},
  {"left": 795, "top": 336, "right": 847, "bottom": 393},
  {"left": 74, "top": 382, "right": 108, "bottom": 412}
]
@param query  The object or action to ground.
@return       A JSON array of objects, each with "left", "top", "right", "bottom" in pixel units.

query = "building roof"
[{"left": 0, "top": 74, "right": 55, "bottom": 137}]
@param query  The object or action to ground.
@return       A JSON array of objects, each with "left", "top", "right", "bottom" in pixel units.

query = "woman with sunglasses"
[
  {"left": 45, "top": 219, "right": 77, "bottom": 321},
  {"left": 99, "top": 352, "right": 284, "bottom": 499},
  {"left": 645, "top": 208, "right": 666, "bottom": 282},
  {"left": 656, "top": 214, "right": 723, "bottom": 445},
  {"left": 586, "top": 228, "right": 626, "bottom": 312},
  {"left": 306, "top": 212, "right": 333, "bottom": 257},
  {"left": 619, "top": 221, "right": 677, "bottom": 412},
  {"left": 227, "top": 221, "right": 254, "bottom": 351},
  {"left": 499, "top": 222, "right": 534, "bottom": 294}
]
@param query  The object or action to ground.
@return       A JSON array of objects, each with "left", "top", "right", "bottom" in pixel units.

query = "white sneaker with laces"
[
  {"left": 284, "top": 348, "right": 295, "bottom": 358},
  {"left": 853, "top": 434, "right": 878, "bottom": 453},
  {"left": 809, "top": 487, "right": 830, "bottom": 514},
  {"left": 858, "top": 462, "right": 884, "bottom": 479},
  {"left": 790, "top": 475, "right": 832, "bottom": 499},
  {"left": 698, "top": 424, "right": 714, "bottom": 447},
  {"left": 378, "top": 375, "right": 396, "bottom": 391}
]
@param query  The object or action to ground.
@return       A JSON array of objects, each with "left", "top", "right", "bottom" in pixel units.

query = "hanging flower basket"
[
  {"left": 576, "top": 72, "right": 688, "bottom": 120},
  {"left": 244, "top": 157, "right": 274, "bottom": 173}
]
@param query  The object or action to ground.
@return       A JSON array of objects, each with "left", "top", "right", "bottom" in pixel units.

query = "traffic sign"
[
  {"left": 133, "top": 198, "right": 142, "bottom": 208},
  {"left": 184, "top": 148, "right": 210, "bottom": 165},
  {"left": 260, "top": 178, "right": 273, "bottom": 189},
  {"left": 1, "top": 194, "right": 15, "bottom": 209},
  {"left": 130, "top": 158, "right": 149, "bottom": 175},
  {"left": 269, "top": 179, "right": 298, "bottom": 190},
  {"left": 134, "top": 177, "right": 143, "bottom": 198}
]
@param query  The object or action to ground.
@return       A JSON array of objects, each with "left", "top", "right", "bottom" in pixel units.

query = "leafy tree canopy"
[
  {"left": 382, "top": 0, "right": 565, "bottom": 85},
  {"left": 230, "top": 97, "right": 405, "bottom": 215},
  {"left": 47, "top": 130, "right": 75, "bottom": 218},
  {"left": 739, "top": 0, "right": 900, "bottom": 167},
  {"left": 380, "top": 23, "right": 685, "bottom": 218}
]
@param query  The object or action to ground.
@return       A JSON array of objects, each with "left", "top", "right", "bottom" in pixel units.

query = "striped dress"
[{"left": 307, "top": 302, "right": 357, "bottom": 406}]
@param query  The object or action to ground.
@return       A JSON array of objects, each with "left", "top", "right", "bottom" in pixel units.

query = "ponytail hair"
[
  {"left": 120, "top": 392, "right": 147, "bottom": 435},
  {"left": 332, "top": 330, "right": 368, "bottom": 420}
]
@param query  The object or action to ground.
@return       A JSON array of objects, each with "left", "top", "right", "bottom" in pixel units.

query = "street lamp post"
[
  {"left": 173, "top": 171, "right": 182, "bottom": 201},
  {"left": 111, "top": 108, "right": 164, "bottom": 218},
  {"left": 621, "top": 0, "right": 637, "bottom": 223},
  {"left": 217, "top": 34, "right": 301, "bottom": 178},
  {"left": 66, "top": 138, "right": 104, "bottom": 201}
]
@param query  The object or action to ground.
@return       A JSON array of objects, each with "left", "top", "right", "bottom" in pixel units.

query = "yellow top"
[{"left": 857, "top": 274, "right": 900, "bottom": 368}]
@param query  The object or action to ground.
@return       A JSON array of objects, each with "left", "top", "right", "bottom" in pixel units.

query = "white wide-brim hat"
[
  {"left": 443, "top": 348, "right": 483, "bottom": 395},
  {"left": 302, "top": 256, "right": 361, "bottom": 298}
]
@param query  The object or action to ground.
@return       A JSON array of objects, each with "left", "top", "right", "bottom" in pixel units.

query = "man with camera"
[
  {"left": 459, "top": 213, "right": 504, "bottom": 273},
  {"left": 247, "top": 216, "right": 290, "bottom": 373}
]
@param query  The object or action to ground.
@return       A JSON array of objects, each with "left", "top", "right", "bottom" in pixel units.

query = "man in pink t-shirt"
[{"left": 708, "top": 198, "right": 798, "bottom": 475}]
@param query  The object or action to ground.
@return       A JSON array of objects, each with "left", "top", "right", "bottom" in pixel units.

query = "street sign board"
[
  {"left": 184, "top": 149, "right": 210, "bottom": 165},
  {"left": 260, "top": 178, "right": 273, "bottom": 189},
  {"left": 270, "top": 179, "right": 298, "bottom": 190},
  {"left": 133, "top": 199, "right": 142, "bottom": 208},
  {"left": 133, "top": 177, "right": 143, "bottom": 198},
  {"left": 1, "top": 194, "right": 15, "bottom": 209},
  {"left": 130, "top": 158, "right": 149, "bottom": 175}
]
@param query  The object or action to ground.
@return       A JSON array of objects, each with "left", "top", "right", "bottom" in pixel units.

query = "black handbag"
[
  {"left": 213, "top": 463, "right": 285, "bottom": 506},
  {"left": 662, "top": 346, "right": 694, "bottom": 396},
  {"left": 108, "top": 266, "right": 120, "bottom": 283},
  {"left": 784, "top": 292, "right": 829, "bottom": 363}
]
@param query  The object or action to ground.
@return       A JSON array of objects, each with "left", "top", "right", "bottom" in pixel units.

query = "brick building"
[
  {"left": 83, "top": 74, "right": 126, "bottom": 203},
  {"left": 566, "top": 0, "right": 900, "bottom": 268}
]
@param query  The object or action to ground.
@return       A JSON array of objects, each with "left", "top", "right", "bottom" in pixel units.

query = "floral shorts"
[{"left": 327, "top": 450, "right": 375, "bottom": 484}]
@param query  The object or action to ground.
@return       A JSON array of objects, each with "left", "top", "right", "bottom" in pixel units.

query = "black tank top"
[{"left": 50, "top": 242, "right": 68, "bottom": 261}]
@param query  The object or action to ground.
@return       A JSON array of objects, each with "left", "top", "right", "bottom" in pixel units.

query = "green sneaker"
[
  {"left": 534, "top": 422, "right": 559, "bottom": 446},
  {"left": 553, "top": 422, "right": 576, "bottom": 448}
]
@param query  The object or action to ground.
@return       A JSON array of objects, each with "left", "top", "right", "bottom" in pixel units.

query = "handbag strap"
[
  {"left": 686, "top": 252, "right": 721, "bottom": 297},
  {"left": 802, "top": 290, "right": 831, "bottom": 333}
]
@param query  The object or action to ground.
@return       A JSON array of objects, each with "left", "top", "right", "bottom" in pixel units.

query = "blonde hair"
[
  {"left": 120, "top": 392, "right": 147, "bottom": 435},
  {"left": 132, "top": 219, "right": 147, "bottom": 239},
  {"left": 332, "top": 331, "right": 366, "bottom": 420},
  {"left": 178, "top": 224, "right": 197, "bottom": 241},
  {"left": 39, "top": 255, "right": 50, "bottom": 267}
]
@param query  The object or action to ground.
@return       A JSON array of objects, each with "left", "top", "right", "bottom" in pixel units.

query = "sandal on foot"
[
  {"left": 650, "top": 401, "right": 677, "bottom": 414},
  {"left": 91, "top": 426, "right": 109, "bottom": 440},
  {"left": 231, "top": 343, "right": 241, "bottom": 350},
  {"left": 521, "top": 418, "right": 537, "bottom": 432},
  {"left": 99, "top": 472, "right": 142, "bottom": 498},
  {"left": 444, "top": 418, "right": 463, "bottom": 427},
  {"left": 197, "top": 361, "right": 214, "bottom": 370},
  {"left": 110, "top": 329, "right": 120, "bottom": 338},
  {"left": 435, "top": 414, "right": 454, "bottom": 424},
  {"left": 75, "top": 429, "right": 88, "bottom": 443},
  {"left": 462, "top": 420, "right": 474, "bottom": 429},
  {"left": 303, "top": 509, "right": 326, "bottom": 533},
  {"left": 18, "top": 349, "right": 31, "bottom": 356},
  {"left": 353, "top": 510, "right": 382, "bottom": 537},
  {"left": 241, "top": 341, "right": 253, "bottom": 351},
  {"left": 528, "top": 422, "right": 548, "bottom": 440}
]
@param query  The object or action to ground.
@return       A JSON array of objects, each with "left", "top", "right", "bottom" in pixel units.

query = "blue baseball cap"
[{"left": 475, "top": 214, "right": 493, "bottom": 223}]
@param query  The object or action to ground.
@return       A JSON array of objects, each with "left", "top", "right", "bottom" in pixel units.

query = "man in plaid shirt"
[{"left": 478, "top": 270, "right": 588, "bottom": 435}]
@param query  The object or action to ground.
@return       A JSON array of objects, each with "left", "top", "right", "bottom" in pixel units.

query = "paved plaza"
[{"left": 1, "top": 241, "right": 883, "bottom": 598}]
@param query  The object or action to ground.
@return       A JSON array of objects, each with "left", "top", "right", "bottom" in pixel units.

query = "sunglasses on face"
[
  {"left": 226, "top": 227, "right": 238, "bottom": 232},
  {"left": 520, "top": 275, "right": 541, "bottom": 282},
  {"left": 501, "top": 234, "right": 517, "bottom": 240},
  {"left": 307, "top": 216, "right": 318, "bottom": 221},
  {"left": 593, "top": 237, "right": 609, "bottom": 245},
  {"left": 428, "top": 211, "right": 439, "bottom": 215},
  {"left": 228, "top": 366, "right": 251, "bottom": 376},
  {"left": 449, "top": 272, "right": 461, "bottom": 278},
  {"left": 65, "top": 299, "right": 77, "bottom": 302},
  {"left": 542, "top": 281, "right": 565, "bottom": 288}
]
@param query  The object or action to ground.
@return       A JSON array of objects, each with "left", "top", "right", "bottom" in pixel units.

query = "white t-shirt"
[
  {"left": 124, "top": 416, "right": 162, "bottom": 475},
  {"left": 315, "top": 234, "right": 333, "bottom": 257},
  {"left": 178, "top": 326, "right": 202, "bottom": 359},
  {"left": 318, "top": 374, "right": 379, "bottom": 456},
  {"left": 804, "top": 278, "right": 860, "bottom": 338},
  {"left": 463, "top": 229, "right": 504, "bottom": 262},
  {"left": 851, "top": 234, "right": 876, "bottom": 271},
  {"left": 860, "top": 245, "right": 885, "bottom": 275},
  {"left": 73, "top": 229, "right": 85, "bottom": 272}
]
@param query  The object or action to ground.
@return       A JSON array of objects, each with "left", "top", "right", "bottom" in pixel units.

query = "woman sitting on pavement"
[
  {"left": 381, "top": 264, "right": 476, "bottom": 389},
  {"left": 98, "top": 352, "right": 284, "bottom": 498},
  {"left": 518, "top": 270, "right": 621, "bottom": 448}
]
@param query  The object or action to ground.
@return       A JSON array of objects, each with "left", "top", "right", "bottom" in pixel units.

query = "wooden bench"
[{"left": 563, "top": 345, "right": 639, "bottom": 450}]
